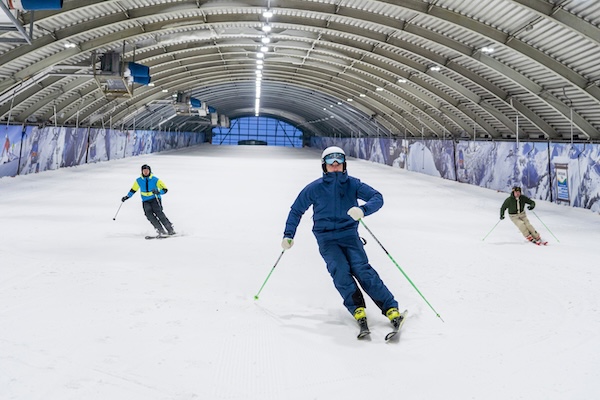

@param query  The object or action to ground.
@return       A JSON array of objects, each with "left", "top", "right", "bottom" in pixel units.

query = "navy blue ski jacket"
[{"left": 283, "top": 171, "right": 383, "bottom": 241}]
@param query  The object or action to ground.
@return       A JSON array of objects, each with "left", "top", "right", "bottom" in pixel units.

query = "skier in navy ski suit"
[{"left": 282, "top": 146, "right": 400, "bottom": 330}]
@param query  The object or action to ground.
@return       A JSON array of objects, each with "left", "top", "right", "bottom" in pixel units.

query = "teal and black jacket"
[{"left": 125, "top": 173, "right": 168, "bottom": 202}]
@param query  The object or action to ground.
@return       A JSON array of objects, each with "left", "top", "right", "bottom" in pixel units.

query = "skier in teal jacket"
[{"left": 121, "top": 164, "right": 175, "bottom": 236}]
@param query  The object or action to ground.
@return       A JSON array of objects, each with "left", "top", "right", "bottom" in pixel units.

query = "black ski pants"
[{"left": 142, "top": 198, "right": 174, "bottom": 234}]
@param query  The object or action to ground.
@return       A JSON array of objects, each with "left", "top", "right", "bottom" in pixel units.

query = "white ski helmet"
[{"left": 321, "top": 146, "right": 346, "bottom": 172}]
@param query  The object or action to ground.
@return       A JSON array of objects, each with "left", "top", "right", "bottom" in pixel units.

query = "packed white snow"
[{"left": 1, "top": 145, "right": 598, "bottom": 400}]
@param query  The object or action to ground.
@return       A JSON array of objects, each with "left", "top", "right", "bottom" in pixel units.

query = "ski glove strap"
[{"left": 281, "top": 237, "right": 294, "bottom": 250}]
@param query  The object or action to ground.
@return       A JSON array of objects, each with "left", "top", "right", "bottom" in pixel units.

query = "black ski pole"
[
  {"left": 254, "top": 250, "right": 285, "bottom": 300},
  {"left": 113, "top": 202, "right": 124, "bottom": 221},
  {"left": 359, "top": 219, "right": 444, "bottom": 322}
]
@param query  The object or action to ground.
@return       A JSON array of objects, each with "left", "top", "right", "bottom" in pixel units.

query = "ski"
[
  {"left": 526, "top": 237, "right": 548, "bottom": 246},
  {"left": 529, "top": 239, "right": 548, "bottom": 246},
  {"left": 385, "top": 309, "right": 408, "bottom": 342},
  {"left": 357, "top": 328, "right": 371, "bottom": 339},
  {"left": 145, "top": 234, "right": 175, "bottom": 240}
]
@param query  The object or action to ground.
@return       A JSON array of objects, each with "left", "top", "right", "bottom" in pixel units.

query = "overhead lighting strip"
[{"left": 256, "top": 4, "right": 274, "bottom": 116}]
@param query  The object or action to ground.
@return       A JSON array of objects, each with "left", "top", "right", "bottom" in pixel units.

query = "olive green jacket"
[{"left": 500, "top": 193, "right": 535, "bottom": 218}]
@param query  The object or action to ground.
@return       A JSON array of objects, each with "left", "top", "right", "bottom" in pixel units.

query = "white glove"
[
  {"left": 281, "top": 237, "right": 294, "bottom": 250},
  {"left": 347, "top": 207, "right": 364, "bottom": 221}
]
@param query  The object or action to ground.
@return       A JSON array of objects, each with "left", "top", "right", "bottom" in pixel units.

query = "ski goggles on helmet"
[
  {"left": 323, "top": 153, "right": 345, "bottom": 165},
  {"left": 512, "top": 186, "right": 522, "bottom": 192}
]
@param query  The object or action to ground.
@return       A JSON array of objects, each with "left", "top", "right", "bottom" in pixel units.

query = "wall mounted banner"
[
  {"left": 555, "top": 163, "right": 570, "bottom": 204},
  {"left": 311, "top": 137, "right": 600, "bottom": 213}
]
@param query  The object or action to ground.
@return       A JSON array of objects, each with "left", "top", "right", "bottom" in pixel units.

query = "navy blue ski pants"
[{"left": 317, "top": 234, "right": 398, "bottom": 316}]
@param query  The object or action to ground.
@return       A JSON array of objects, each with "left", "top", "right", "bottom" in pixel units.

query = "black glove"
[
  {"left": 500, "top": 215, "right": 505, "bottom": 220},
  {"left": 121, "top": 196, "right": 129, "bottom": 202},
  {"left": 152, "top": 189, "right": 160, "bottom": 195},
  {"left": 527, "top": 205, "right": 534, "bottom": 210}
]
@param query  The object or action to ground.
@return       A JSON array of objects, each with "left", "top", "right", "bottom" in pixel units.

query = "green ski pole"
[
  {"left": 482, "top": 219, "right": 502, "bottom": 241},
  {"left": 531, "top": 210, "right": 560, "bottom": 242},
  {"left": 359, "top": 219, "right": 444, "bottom": 322},
  {"left": 254, "top": 250, "right": 285, "bottom": 300}
]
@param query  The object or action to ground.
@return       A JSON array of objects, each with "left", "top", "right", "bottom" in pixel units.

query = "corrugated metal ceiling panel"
[{"left": 0, "top": 0, "right": 598, "bottom": 139}]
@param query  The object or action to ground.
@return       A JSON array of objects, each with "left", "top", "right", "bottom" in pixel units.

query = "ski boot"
[
  {"left": 156, "top": 229, "right": 167, "bottom": 238},
  {"left": 385, "top": 307, "right": 407, "bottom": 341},
  {"left": 354, "top": 307, "right": 370, "bottom": 339},
  {"left": 386, "top": 307, "right": 404, "bottom": 330}
]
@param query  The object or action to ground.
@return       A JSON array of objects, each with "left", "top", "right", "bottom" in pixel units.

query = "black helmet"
[
  {"left": 512, "top": 186, "right": 521, "bottom": 192},
  {"left": 141, "top": 164, "right": 151, "bottom": 173}
]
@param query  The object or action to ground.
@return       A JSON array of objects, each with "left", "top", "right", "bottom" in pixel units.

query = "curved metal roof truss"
[{"left": 0, "top": 0, "right": 598, "bottom": 141}]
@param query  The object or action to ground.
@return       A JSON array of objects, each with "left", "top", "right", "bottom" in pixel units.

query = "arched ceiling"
[{"left": 1, "top": 0, "right": 599, "bottom": 141}]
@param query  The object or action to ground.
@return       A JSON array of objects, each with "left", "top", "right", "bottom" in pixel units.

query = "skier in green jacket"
[{"left": 500, "top": 186, "right": 541, "bottom": 243}]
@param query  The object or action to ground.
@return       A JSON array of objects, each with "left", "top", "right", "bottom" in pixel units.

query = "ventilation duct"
[
  {"left": 189, "top": 98, "right": 208, "bottom": 116},
  {"left": 7, "top": 0, "right": 63, "bottom": 10},
  {"left": 124, "top": 62, "right": 151, "bottom": 85},
  {"left": 190, "top": 97, "right": 201, "bottom": 108}
]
